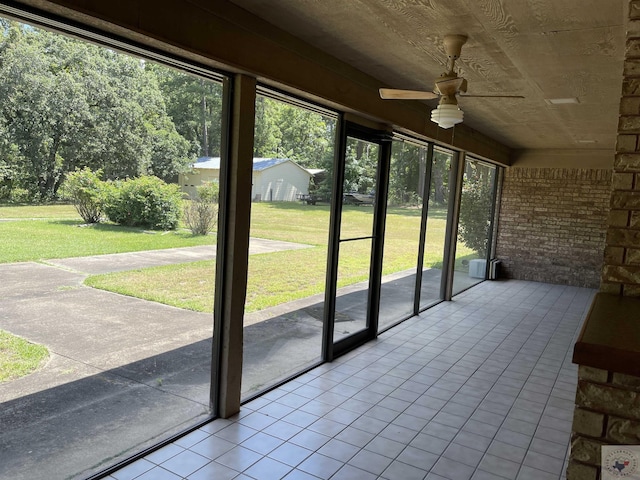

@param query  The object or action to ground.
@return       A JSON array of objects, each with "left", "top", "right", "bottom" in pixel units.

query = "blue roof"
[{"left": 191, "top": 157, "right": 290, "bottom": 171}]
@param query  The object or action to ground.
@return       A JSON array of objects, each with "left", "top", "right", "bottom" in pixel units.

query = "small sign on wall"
[{"left": 602, "top": 446, "right": 640, "bottom": 479}]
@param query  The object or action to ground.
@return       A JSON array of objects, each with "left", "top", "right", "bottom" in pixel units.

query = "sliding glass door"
[
  {"left": 323, "top": 122, "right": 390, "bottom": 358},
  {"left": 333, "top": 136, "right": 380, "bottom": 341}
]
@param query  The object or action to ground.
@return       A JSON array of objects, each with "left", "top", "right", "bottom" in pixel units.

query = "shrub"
[
  {"left": 59, "top": 167, "right": 104, "bottom": 223},
  {"left": 196, "top": 181, "right": 220, "bottom": 203},
  {"left": 8, "top": 187, "right": 31, "bottom": 204},
  {"left": 184, "top": 181, "right": 219, "bottom": 235},
  {"left": 0, "top": 185, "right": 11, "bottom": 202},
  {"left": 388, "top": 188, "right": 421, "bottom": 207},
  {"left": 103, "top": 175, "right": 182, "bottom": 230}
]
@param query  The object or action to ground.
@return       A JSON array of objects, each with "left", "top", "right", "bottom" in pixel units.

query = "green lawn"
[
  {"left": 0, "top": 203, "right": 79, "bottom": 219},
  {"left": 0, "top": 220, "right": 216, "bottom": 263},
  {"left": 0, "top": 330, "right": 49, "bottom": 383},
  {"left": 2, "top": 202, "right": 476, "bottom": 313},
  {"left": 0, "top": 203, "right": 217, "bottom": 265},
  {"left": 86, "top": 203, "right": 475, "bottom": 313}
]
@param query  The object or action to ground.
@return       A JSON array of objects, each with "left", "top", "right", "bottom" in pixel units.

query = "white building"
[{"left": 179, "top": 157, "right": 316, "bottom": 201}]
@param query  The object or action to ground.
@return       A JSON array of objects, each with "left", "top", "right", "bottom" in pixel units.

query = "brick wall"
[
  {"left": 569, "top": 366, "right": 640, "bottom": 479},
  {"left": 496, "top": 168, "right": 611, "bottom": 288}
]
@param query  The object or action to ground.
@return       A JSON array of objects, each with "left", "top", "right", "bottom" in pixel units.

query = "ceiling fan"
[{"left": 379, "top": 34, "right": 524, "bottom": 129}]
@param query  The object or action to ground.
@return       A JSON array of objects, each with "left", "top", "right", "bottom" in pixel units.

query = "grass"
[
  {"left": 0, "top": 202, "right": 218, "bottom": 263},
  {"left": 0, "top": 203, "right": 80, "bottom": 219},
  {"left": 86, "top": 261, "right": 217, "bottom": 311},
  {"left": 0, "top": 219, "right": 215, "bottom": 263},
  {"left": 0, "top": 330, "right": 49, "bottom": 383},
  {"left": 86, "top": 203, "right": 476, "bottom": 313}
]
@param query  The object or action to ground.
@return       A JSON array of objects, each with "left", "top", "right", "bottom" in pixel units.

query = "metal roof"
[
  {"left": 191, "top": 157, "right": 319, "bottom": 174},
  {"left": 193, "top": 157, "right": 221, "bottom": 169},
  {"left": 252, "top": 158, "right": 288, "bottom": 171}
]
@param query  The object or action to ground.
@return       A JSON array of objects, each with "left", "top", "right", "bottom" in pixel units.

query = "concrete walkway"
[
  {"left": 45, "top": 238, "right": 311, "bottom": 274},
  {"left": 0, "top": 239, "right": 312, "bottom": 480}
]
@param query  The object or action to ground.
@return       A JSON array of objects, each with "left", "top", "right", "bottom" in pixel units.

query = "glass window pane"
[
  {"left": 421, "top": 149, "right": 453, "bottom": 308},
  {"left": 452, "top": 159, "right": 497, "bottom": 295},
  {"left": 379, "top": 141, "right": 426, "bottom": 329},
  {"left": 242, "top": 94, "right": 336, "bottom": 398},
  {"left": 0, "top": 18, "right": 224, "bottom": 479},
  {"left": 340, "top": 137, "right": 378, "bottom": 239},
  {"left": 334, "top": 238, "right": 372, "bottom": 341}
]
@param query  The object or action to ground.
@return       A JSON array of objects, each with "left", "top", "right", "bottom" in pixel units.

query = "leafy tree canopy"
[
  {"left": 458, "top": 162, "right": 496, "bottom": 256},
  {"left": 0, "top": 21, "right": 192, "bottom": 201}
]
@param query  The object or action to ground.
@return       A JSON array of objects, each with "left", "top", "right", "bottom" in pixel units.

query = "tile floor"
[{"left": 105, "top": 280, "right": 594, "bottom": 480}]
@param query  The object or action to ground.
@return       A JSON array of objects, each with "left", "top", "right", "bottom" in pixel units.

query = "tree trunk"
[{"left": 201, "top": 79, "right": 209, "bottom": 157}]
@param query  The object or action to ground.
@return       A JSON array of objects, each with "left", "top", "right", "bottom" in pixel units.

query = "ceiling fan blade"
[
  {"left": 379, "top": 88, "right": 439, "bottom": 100},
  {"left": 459, "top": 94, "right": 525, "bottom": 98}
]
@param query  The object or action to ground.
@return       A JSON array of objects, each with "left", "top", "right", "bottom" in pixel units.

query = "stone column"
[
  {"left": 600, "top": 0, "right": 640, "bottom": 296},
  {"left": 571, "top": 366, "right": 640, "bottom": 478},
  {"left": 568, "top": 2, "right": 640, "bottom": 478}
]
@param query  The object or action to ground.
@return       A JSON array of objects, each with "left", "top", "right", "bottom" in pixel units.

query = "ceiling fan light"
[{"left": 431, "top": 104, "right": 464, "bottom": 129}]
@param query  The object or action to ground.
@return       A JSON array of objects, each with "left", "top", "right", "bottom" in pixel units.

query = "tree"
[
  {"left": 273, "top": 102, "right": 333, "bottom": 168},
  {"left": 0, "top": 21, "right": 193, "bottom": 200},
  {"left": 152, "top": 66, "right": 224, "bottom": 158},
  {"left": 342, "top": 138, "right": 377, "bottom": 194},
  {"left": 0, "top": 26, "right": 93, "bottom": 199},
  {"left": 430, "top": 150, "right": 451, "bottom": 206},
  {"left": 253, "top": 96, "right": 282, "bottom": 158},
  {"left": 458, "top": 171, "right": 495, "bottom": 256},
  {"left": 389, "top": 142, "right": 424, "bottom": 206}
]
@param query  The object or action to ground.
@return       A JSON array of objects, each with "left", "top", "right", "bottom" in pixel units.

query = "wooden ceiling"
[{"left": 229, "top": 0, "right": 625, "bottom": 153}]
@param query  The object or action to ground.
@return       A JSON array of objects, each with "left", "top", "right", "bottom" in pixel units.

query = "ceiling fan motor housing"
[
  {"left": 436, "top": 35, "right": 468, "bottom": 104},
  {"left": 443, "top": 34, "right": 467, "bottom": 61},
  {"left": 435, "top": 76, "right": 465, "bottom": 103}
]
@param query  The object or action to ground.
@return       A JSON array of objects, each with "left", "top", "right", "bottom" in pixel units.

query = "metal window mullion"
[
  {"left": 414, "top": 143, "right": 434, "bottom": 315},
  {"left": 367, "top": 138, "right": 392, "bottom": 336},
  {"left": 442, "top": 151, "right": 465, "bottom": 301},
  {"left": 210, "top": 76, "right": 233, "bottom": 416},
  {"left": 213, "top": 74, "right": 256, "bottom": 418},
  {"left": 322, "top": 114, "right": 347, "bottom": 362},
  {"left": 484, "top": 166, "right": 502, "bottom": 277}
]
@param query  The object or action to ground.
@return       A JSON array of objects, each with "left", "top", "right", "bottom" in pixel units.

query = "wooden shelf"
[{"left": 573, "top": 293, "right": 640, "bottom": 377}]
